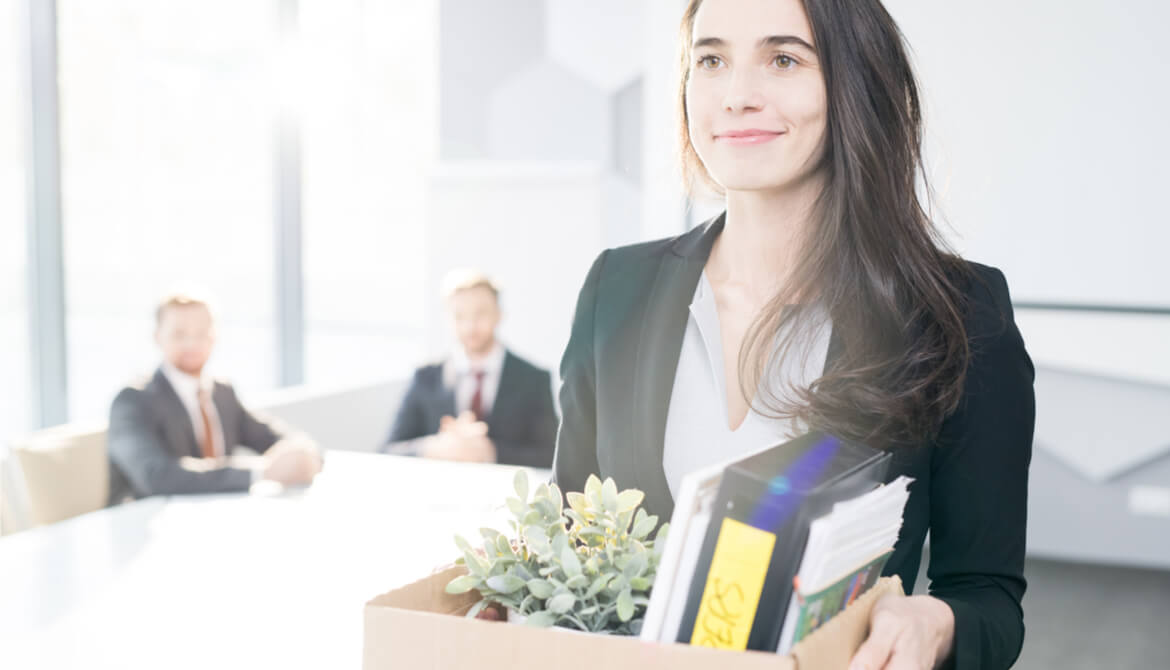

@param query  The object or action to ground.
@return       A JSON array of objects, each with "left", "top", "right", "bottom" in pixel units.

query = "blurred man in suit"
[
  {"left": 108, "top": 292, "right": 322, "bottom": 503},
  {"left": 383, "top": 270, "right": 557, "bottom": 467}
]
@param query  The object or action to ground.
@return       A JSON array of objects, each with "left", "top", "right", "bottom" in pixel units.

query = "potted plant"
[{"left": 445, "top": 470, "right": 669, "bottom": 635}]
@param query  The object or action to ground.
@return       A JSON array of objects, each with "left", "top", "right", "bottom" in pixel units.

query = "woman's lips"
[{"left": 715, "top": 129, "right": 785, "bottom": 145}]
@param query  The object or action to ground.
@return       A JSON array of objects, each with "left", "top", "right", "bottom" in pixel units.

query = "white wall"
[
  {"left": 885, "top": 0, "right": 1170, "bottom": 383},
  {"left": 424, "top": 0, "right": 688, "bottom": 376},
  {"left": 887, "top": 0, "right": 1170, "bottom": 305},
  {"left": 424, "top": 162, "right": 612, "bottom": 373}
]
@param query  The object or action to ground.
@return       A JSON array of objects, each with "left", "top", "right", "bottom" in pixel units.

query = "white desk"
[{"left": 0, "top": 452, "right": 547, "bottom": 669}]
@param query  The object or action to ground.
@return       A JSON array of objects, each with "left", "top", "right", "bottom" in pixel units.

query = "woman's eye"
[
  {"left": 774, "top": 54, "right": 797, "bottom": 69},
  {"left": 697, "top": 55, "right": 722, "bottom": 69}
]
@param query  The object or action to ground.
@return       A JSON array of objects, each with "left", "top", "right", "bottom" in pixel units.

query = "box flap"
[
  {"left": 791, "top": 575, "right": 902, "bottom": 670},
  {"left": 366, "top": 563, "right": 478, "bottom": 615}
]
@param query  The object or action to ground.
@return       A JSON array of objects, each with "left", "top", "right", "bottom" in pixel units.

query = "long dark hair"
[{"left": 677, "top": 0, "right": 972, "bottom": 449}]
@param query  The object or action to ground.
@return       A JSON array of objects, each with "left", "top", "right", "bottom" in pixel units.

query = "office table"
[{"left": 0, "top": 451, "right": 547, "bottom": 669}]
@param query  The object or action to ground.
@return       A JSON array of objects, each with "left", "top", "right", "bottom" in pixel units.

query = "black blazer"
[
  {"left": 384, "top": 350, "right": 558, "bottom": 468},
  {"left": 108, "top": 368, "right": 287, "bottom": 502},
  {"left": 554, "top": 214, "right": 1034, "bottom": 670}
]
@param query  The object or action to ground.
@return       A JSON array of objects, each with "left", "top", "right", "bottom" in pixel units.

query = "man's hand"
[
  {"left": 260, "top": 438, "right": 322, "bottom": 486},
  {"left": 422, "top": 413, "right": 496, "bottom": 463}
]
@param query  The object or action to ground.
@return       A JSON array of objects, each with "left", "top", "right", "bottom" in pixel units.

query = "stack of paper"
[{"left": 775, "top": 475, "right": 914, "bottom": 653}]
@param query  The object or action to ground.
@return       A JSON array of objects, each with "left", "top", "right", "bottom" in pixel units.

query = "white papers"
[{"left": 775, "top": 475, "right": 914, "bottom": 653}]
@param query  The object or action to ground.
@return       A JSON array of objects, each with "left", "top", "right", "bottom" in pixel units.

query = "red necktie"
[{"left": 469, "top": 370, "right": 486, "bottom": 421}]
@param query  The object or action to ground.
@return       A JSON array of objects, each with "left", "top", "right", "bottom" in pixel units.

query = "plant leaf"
[
  {"left": 601, "top": 478, "right": 619, "bottom": 513},
  {"left": 514, "top": 469, "right": 529, "bottom": 502},
  {"left": 616, "top": 489, "right": 644, "bottom": 513},
  {"left": 551, "top": 533, "right": 570, "bottom": 555},
  {"left": 584, "top": 474, "right": 602, "bottom": 498},
  {"left": 617, "top": 510, "right": 634, "bottom": 534},
  {"left": 608, "top": 574, "right": 628, "bottom": 594},
  {"left": 462, "top": 550, "right": 488, "bottom": 577},
  {"left": 496, "top": 534, "right": 513, "bottom": 556},
  {"left": 454, "top": 534, "right": 473, "bottom": 554},
  {"left": 526, "top": 578, "right": 555, "bottom": 599},
  {"left": 547, "top": 592, "right": 577, "bottom": 614},
  {"left": 485, "top": 575, "right": 526, "bottom": 594},
  {"left": 538, "top": 498, "right": 563, "bottom": 522},
  {"left": 623, "top": 553, "right": 647, "bottom": 579},
  {"left": 565, "top": 574, "right": 589, "bottom": 590},
  {"left": 524, "top": 525, "right": 548, "bottom": 544},
  {"left": 549, "top": 483, "right": 563, "bottom": 515},
  {"left": 578, "top": 526, "right": 605, "bottom": 539},
  {"left": 510, "top": 563, "right": 534, "bottom": 582},
  {"left": 525, "top": 610, "right": 557, "bottom": 628},
  {"left": 584, "top": 574, "right": 609, "bottom": 599},
  {"left": 566, "top": 492, "right": 589, "bottom": 516},
  {"left": 560, "top": 546, "right": 583, "bottom": 579},
  {"left": 506, "top": 496, "right": 526, "bottom": 517},
  {"left": 446, "top": 575, "right": 480, "bottom": 594},
  {"left": 654, "top": 521, "right": 669, "bottom": 544},
  {"left": 466, "top": 599, "right": 489, "bottom": 619},
  {"left": 631, "top": 515, "right": 657, "bottom": 540},
  {"left": 617, "top": 587, "right": 635, "bottom": 622}
]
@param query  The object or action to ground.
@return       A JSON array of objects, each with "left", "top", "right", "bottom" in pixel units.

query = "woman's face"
[{"left": 685, "top": 0, "right": 828, "bottom": 193}]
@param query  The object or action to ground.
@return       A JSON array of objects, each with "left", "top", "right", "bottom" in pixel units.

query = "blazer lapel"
[
  {"left": 438, "top": 362, "right": 458, "bottom": 420},
  {"left": 489, "top": 352, "right": 519, "bottom": 426},
  {"left": 211, "top": 383, "right": 237, "bottom": 453},
  {"left": 150, "top": 368, "right": 201, "bottom": 458},
  {"left": 630, "top": 214, "right": 725, "bottom": 519}
]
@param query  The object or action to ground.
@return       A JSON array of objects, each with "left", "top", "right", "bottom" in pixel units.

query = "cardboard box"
[{"left": 364, "top": 565, "right": 904, "bottom": 669}]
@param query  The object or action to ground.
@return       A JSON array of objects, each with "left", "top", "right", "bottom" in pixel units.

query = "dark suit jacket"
[
  {"left": 108, "top": 369, "right": 286, "bottom": 502},
  {"left": 554, "top": 214, "right": 1035, "bottom": 670},
  {"left": 384, "top": 350, "right": 558, "bottom": 468}
]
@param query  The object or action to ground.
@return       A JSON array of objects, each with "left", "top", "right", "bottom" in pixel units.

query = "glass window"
[
  {"left": 0, "top": 0, "right": 30, "bottom": 445},
  {"left": 58, "top": 0, "right": 280, "bottom": 424}
]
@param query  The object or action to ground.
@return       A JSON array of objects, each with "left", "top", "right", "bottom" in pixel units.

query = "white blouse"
[{"left": 661, "top": 271, "right": 833, "bottom": 499}]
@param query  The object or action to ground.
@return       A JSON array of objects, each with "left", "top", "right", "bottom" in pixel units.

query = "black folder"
[{"left": 674, "top": 431, "right": 892, "bottom": 651}]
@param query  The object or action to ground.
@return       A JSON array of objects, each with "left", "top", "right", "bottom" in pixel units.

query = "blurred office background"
[{"left": 1, "top": 0, "right": 1168, "bottom": 667}]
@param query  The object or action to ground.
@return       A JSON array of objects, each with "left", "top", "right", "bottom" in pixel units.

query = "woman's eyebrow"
[
  {"left": 758, "top": 34, "right": 816, "bottom": 53},
  {"left": 692, "top": 35, "right": 816, "bottom": 53}
]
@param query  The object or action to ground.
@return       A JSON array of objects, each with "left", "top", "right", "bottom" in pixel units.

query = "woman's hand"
[{"left": 848, "top": 594, "right": 955, "bottom": 670}]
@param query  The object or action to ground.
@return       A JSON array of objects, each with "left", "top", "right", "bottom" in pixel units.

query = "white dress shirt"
[
  {"left": 444, "top": 341, "right": 507, "bottom": 418},
  {"left": 160, "top": 361, "right": 225, "bottom": 459},
  {"left": 661, "top": 271, "right": 833, "bottom": 499}
]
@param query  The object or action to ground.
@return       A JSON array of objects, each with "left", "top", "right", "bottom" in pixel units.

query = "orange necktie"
[{"left": 198, "top": 389, "right": 216, "bottom": 459}]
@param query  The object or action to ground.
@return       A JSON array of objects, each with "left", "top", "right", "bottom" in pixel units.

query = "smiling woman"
[{"left": 553, "top": 1, "right": 1035, "bottom": 670}]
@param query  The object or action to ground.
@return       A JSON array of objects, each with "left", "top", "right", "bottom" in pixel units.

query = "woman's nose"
[{"left": 722, "top": 68, "right": 765, "bottom": 114}]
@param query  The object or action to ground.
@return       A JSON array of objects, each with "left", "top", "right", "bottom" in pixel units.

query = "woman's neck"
[{"left": 707, "top": 177, "right": 822, "bottom": 302}]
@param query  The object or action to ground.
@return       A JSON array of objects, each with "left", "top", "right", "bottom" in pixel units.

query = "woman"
[{"left": 553, "top": 0, "right": 1034, "bottom": 669}]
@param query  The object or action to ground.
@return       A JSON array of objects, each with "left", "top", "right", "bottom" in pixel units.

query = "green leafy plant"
[{"left": 446, "top": 470, "right": 669, "bottom": 634}]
